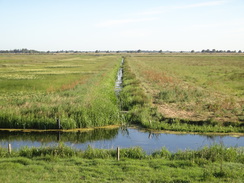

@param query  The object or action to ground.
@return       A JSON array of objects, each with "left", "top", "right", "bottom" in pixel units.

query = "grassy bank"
[
  {"left": 0, "top": 144, "right": 243, "bottom": 182},
  {"left": 0, "top": 54, "right": 122, "bottom": 129},
  {"left": 120, "top": 55, "right": 244, "bottom": 133}
]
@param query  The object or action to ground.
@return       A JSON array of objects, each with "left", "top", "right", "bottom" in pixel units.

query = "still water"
[{"left": 0, "top": 127, "right": 243, "bottom": 153}]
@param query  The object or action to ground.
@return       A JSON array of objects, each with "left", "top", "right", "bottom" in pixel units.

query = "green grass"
[
  {"left": 0, "top": 54, "right": 123, "bottom": 129},
  {"left": 0, "top": 144, "right": 243, "bottom": 182},
  {"left": 119, "top": 59, "right": 163, "bottom": 126},
  {"left": 120, "top": 55, "right": 244, "bottom": 133}
]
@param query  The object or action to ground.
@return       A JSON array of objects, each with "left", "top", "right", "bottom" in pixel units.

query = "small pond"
[{"left": 0, "top": 127, "right": 243, "bottom": 154}]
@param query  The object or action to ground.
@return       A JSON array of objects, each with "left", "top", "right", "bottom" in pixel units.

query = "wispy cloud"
[
  {"left": 138, "top": 0, "right": 230, "bottom": 16},
  {"left": 174, "top": 0, "right": 229, "bottom": 9},
  {"left": 96, "top": 17, "right": 157, "bottom": 27},
  {"left": 96, "top": 1, "right": 231, "bottom": 28}
]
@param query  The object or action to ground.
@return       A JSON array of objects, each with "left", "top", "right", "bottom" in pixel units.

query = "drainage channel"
[
  {"left": 115, "top": 58, "right": 124, "bottom": 95},
  {"left": 115, "top": 58, "right": 124, "bottom": 111}
]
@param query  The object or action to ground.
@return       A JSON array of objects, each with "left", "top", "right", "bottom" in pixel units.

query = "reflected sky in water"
[{"left": 0, "top": 128, "right": 243, "bottom": 153}]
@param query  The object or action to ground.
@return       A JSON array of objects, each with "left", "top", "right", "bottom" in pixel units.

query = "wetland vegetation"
[
  {"left": 0, "top": 54, "right": 122, "bottom": 129},
  {"left": 0, "top": 53, "right": 244, "bottom": 182},
  {"left": 0, "top": 53, "right": 243, "bottom": 133}
]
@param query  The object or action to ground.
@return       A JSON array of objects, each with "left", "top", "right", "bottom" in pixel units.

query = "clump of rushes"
[
  {"left": 119, "top": 59, "right": 164, "bottom": 125},
  {"left": 19, "top": 143, "right": 79, "bottom": 158}
]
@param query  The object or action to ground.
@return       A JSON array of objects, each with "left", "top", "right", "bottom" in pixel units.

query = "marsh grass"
[
  {"left": 140, "top": 118, "right": 244, "bottom": 133},
  {"left": 19, "top": 143, "right": 79, "bottom": 158},
  {"left": 119, "top": 59, "right": 164, "bottom": 125},
  {"left": 0, "top": 54, "right": 122, "bottom": 129},
  {"left": 1, "top": 144, "right": 243, "bottom": 162}
]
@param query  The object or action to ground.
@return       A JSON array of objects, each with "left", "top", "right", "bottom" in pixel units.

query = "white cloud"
[
  {"left": 96, "top": 17, "right": 157, "bottom": 27},
  {"left": 138, "top": 0, "right": 230, "bottom": 16},
  {"left": 174, "top": 0, "right": 229, "bottom": 9}
]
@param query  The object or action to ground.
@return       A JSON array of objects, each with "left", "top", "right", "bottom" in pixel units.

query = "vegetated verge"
[
  {"left": 120, "top": 56, "right": 244, "bottom": 133},
  {"left": 0, "top": 144, "right": 243, "bottom": 182},
  {"left": 0, "top": 54, "right": 123, "bottom": 129}
]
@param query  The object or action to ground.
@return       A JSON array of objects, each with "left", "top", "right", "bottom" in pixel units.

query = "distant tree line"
[
  {"left": 0, "top": 48, "right": 242, "bottom": 54},
  {"left": 0, "top": 48, "right": 41, "bottom": 53},
  {"left": 201, "top": 49, "right": 242, "bottom": 53}
]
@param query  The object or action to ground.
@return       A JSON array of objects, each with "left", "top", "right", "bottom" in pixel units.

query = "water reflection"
[
  {"left": 0, "top": 127, "right": 243, "bottom": 153},
  {"left": 0, "top": 128, "right": 119, "bottom": 144}
]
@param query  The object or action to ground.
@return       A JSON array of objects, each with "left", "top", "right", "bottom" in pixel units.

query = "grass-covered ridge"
[
  {"left": 0, "top": 54, "right": 122, "bottom": 129},
  {"left": 0, "top": 144, "right": 243, "bottom": 182},
  {"left": 120, "top": 55, "right": 244, "bottom": 133}
]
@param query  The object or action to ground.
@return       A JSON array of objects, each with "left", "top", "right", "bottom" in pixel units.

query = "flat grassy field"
[
  {"left": 1, "top": 53, "right": 244, "bottom": 133},
  {"left": 120, "top": 53, "right": 244, "bottom": 132},
  {"left": 0, "top": 54, "right": 122, "bottom": 129},
  {"left": 0, "top": 145, "right": 243, "bottom": 183}
]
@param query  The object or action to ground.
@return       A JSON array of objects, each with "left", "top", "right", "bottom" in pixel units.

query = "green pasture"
[
  {"left": 0, "top": 54, "right": 116, "bottom": 93},
  {"left": 0, "top": 54, "right": 122, "bottom": 129},
  {"left": 0, "top": 145, "right": 243, "bottom": 182}
]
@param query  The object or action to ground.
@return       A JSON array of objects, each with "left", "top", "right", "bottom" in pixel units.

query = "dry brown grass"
[
  {"left": 126, "top": 54, "right": 244, "bottom": 123},
  {"left": 142, "top": 70, "right": 174, "bottom": 84}
]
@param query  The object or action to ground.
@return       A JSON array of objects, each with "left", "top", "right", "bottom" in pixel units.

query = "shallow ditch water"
[
  {"left": 115, "top": 58, "right": 124, "bottom": 95},
  {"left": 0, "top": 127, "right": 243, "bottom": 154}
]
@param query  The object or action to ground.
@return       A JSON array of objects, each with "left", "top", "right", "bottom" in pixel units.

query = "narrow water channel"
[
  {"left": 115, "top": 58, "right": 124, "bottom": 95},
  {"left": 0, "top": 128, "right": 243, "bottom": 154}
]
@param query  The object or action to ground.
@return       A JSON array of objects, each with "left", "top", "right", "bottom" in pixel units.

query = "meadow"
[
  {"left": 0, "top": 53, "right": 244, "bottom": 182},
  {"left": 0, "top": 144, "right": 243, "bottom": 182},
  {"left": 0, "top": 53, "right": 244, "bottom": 133},
  {"left": 120, "top": 53, "right": 244, "bottom": 133},
  {"left": 0, "top": 54, "right": 122, "bottom": 129}
]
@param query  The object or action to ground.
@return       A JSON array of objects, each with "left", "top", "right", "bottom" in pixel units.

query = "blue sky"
[{"left": 0, "top": 0, "right": 243, "bottom": 51}]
